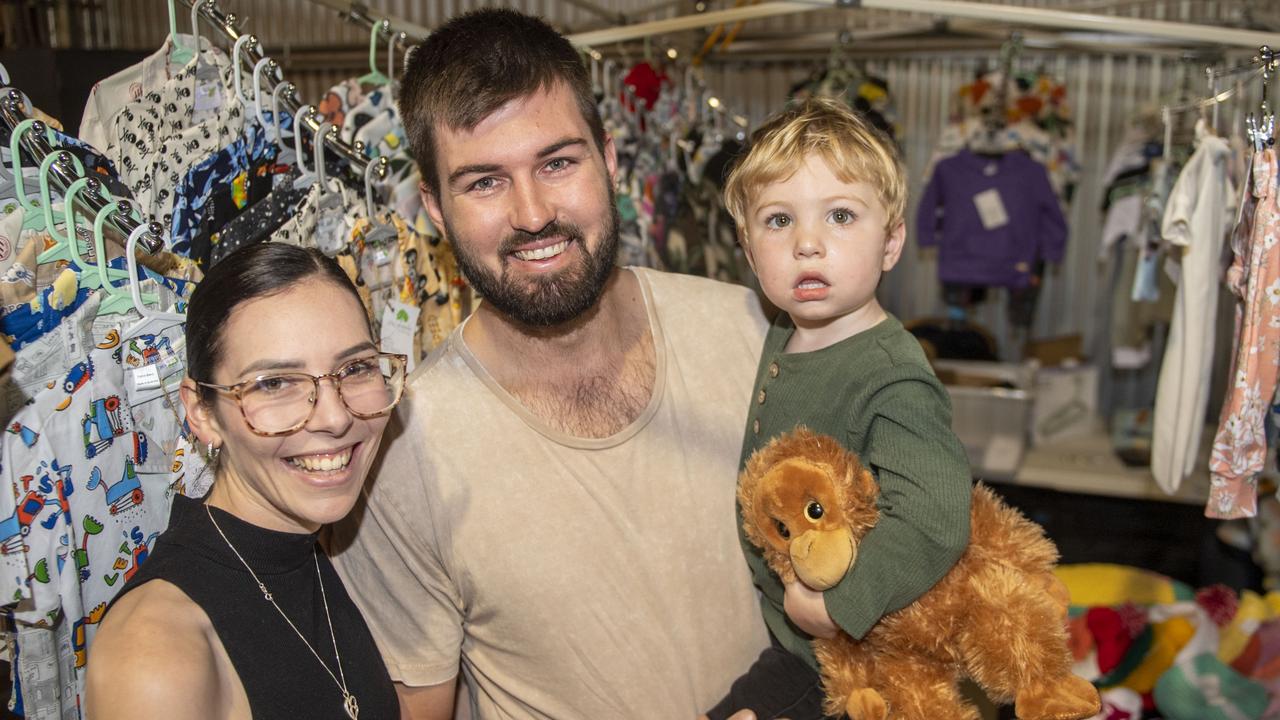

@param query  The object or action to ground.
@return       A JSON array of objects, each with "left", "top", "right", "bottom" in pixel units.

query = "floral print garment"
[{"left": 1210, "top": 150, "right": 1280, "bottom": 518}]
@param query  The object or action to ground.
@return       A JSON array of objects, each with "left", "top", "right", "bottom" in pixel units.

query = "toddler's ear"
[{"left": 882, "top": 220, "right": 906, "bottom": 271}]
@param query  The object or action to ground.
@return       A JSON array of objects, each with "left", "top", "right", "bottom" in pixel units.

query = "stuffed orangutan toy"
[{"left": 738, "top": 427, "right": 1101, "bottom": 720}]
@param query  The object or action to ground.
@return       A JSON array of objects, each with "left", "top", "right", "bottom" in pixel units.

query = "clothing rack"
[
  {"left": 567, "top": 0, "right": 1278, "bottom": 50},
  {"left": 185, "top": 0, "right": 372, "bottom": 174},
  {"left": 0, "top": 88, "right": 167, "bottom": 254},
  {"left": 298, "top": 0, "right": 430, "bottom": 42}
]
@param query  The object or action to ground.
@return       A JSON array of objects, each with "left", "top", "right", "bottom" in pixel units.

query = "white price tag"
[
  {"left": 192, "top": 80, "right": 223, "bottom": 124},
  {"left": 379, "top": 301, "right": 420, "bottom": 372},
  {"left": 132, "top": 363, "right": 161, "bottom": 391},
  {"left": 973, "top": 189, "right": 1010, "bottom": 230}
]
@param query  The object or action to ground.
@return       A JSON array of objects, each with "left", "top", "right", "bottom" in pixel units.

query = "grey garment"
[{"left": 207, "top": 173, "right": 308, "bottom": 267}]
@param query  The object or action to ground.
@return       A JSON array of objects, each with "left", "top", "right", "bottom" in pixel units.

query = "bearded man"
[{"left": 331, "top": 9, "right": 772, "bottom": 719}]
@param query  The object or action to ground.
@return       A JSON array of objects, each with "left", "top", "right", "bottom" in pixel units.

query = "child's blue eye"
[
  {"left": 829, "top": 208, "right": 856, "bottom": 225},
  {"left": 764, "top": 213, "right": 792, "bottom": 230}
]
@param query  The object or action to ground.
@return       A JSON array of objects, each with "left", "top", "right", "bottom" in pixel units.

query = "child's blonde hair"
[{"left": 724, "top": 96, "right": 906, "bottom": 236}]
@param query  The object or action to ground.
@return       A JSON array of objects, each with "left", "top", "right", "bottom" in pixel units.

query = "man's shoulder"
[
  {"left": 633, "top": 267, "right": 767, "bottom": 337},
  {"left": 636, "top": 266, "right": 756, "bottom": 302},
  {"left": 403, "top": 330, "right": 475, "bottom": 394}
]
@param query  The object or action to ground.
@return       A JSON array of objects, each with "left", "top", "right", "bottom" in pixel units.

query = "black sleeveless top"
[{"left": 111, "top": 495, "right": 400, "bottom": 719}]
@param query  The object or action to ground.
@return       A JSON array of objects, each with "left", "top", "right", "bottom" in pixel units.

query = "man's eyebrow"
[
  {"left": 447, "top": 138, "right": 589, "bottom": 187},
  {"left": 538, "top": 138, "right": 587, "bottom": 158},
  {"left": 448, "top": 163, "right": 503, "bottom": 187}
]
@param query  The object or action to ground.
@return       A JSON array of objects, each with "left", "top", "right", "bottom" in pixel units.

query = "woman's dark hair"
[{"left": 186, "top": 243, "right": 368, "bottom": 402}]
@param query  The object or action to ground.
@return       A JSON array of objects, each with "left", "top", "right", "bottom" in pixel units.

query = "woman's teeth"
[
  {"left": 514, "top": 240, "right": 569, "bottom": 261},
  {"left": 289, "top": 448, "right": 353, "bottom": 472}
]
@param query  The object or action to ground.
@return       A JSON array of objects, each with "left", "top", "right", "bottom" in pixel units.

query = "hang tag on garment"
[
  {"left": 360, "top": 230, "right": 398, "bottom": 292},
  {"left": 379, "top": 300, "right": 419, "bottom": 372},
  {"left": 132, "top": 364, "right": 161, "bottom": 391},
  {"left": 314, "top": 202, "right": 348, "bottom": 257},
  {"left": 192, "top": 63, "right": 224, "bottom": 125},
  {"left": 973, "top": 189, "right": 1010, "bottom": 230}
]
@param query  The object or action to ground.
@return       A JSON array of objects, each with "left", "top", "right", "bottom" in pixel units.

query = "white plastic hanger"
[
  {"left": 251, "top": 58, "right": 276, "bottom": 131},
  {"left": 292, "top": 105, "right": 318, "bottom": 189},
  {"left": 313, "top": 121, "right": 344, "bottom": 209},
  {"left": 362, "top": 157, "right": 397, "bottom": 242},
  {"left": 230, "top": 35, "right": 257, "bottom": 106},
  {"left": 124, "top": 223, "right": 184, "bottom": 336},
  {"left": 120, "top": 223, "right": 186, "bottom": 404},
  {"left": 92, "top": 200, "right": 152, "bottom": 315},
  {"left": 271, "top": 81, "right": 294, "bottom": 147}
]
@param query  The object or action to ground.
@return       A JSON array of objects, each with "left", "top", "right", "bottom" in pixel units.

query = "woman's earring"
[{"left": 206, "top": 442, "right": 220, "bottom": 460}]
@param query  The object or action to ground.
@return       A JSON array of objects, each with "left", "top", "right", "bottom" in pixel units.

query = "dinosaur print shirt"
[{"left": 0, "top": 315, "right": 190, "bottom": 718}]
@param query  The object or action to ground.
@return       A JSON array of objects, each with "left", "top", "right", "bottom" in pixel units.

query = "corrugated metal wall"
[
  {"left": 700, "top": 47, "right": 1262, "bottom": 355},
  {"left": 90, "top": 0, "right": 1270, "bottom": 351}
]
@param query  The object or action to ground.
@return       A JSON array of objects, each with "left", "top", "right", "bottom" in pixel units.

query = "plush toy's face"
[{"left": 751, "top": 458, "right": 856, "bottom": 590}]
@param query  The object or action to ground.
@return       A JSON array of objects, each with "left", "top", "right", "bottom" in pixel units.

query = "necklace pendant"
[{"left": 343, "top": 692, "right": 359, "bottom": 719}]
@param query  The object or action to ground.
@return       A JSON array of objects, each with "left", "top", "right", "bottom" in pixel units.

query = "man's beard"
[{"left": 445, "top": 189, "right": 621, "bottom": 328}]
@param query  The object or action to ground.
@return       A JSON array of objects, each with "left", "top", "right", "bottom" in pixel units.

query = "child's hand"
[{"left": 784, "top": 581, "right": 838, "bottom": 639}]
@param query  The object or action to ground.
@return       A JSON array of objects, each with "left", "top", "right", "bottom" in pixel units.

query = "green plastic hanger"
[
  {"left": 68, "top": 182, "right": 133, "bottom": 290},
  {"left": 167, "top": 0, "right": 195, "bottom": 67},
  {"left": 92, "top": 202, "right": 156, "bottom": 316},
  {"left": 357, "top": 22, "right": 391, "bottom": 87},
  {"left": 7, "top": 118, "right": 59, "bottom": 232},
  {"left": 38, "top": 172, "right": 126, "bottom": 286},
  {"left": 35, "top": 152, "right": 89, "bottom": 264}
]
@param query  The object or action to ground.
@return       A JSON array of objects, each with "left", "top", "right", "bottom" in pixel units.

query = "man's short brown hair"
[
  {"left": 724, "top": 96, "right": 906, "bottom": 235},
  {"left": 398, "top": 9, "right": 606, "bottom": 197}
]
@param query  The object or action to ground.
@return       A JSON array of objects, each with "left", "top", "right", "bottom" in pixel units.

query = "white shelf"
[{"left": 1004, "top": 426, "right": 1212, "bottom": 506}]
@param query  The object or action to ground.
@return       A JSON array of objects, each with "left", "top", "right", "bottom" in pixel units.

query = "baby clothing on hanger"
[
  {"left": 916, "top": 148, "right": 1067, "bottom": 289},
  {"left": 1152, "top": 122, "right": 1237, "bottom": 497},
  {"left": 1210, "top": 149, "right": 1280, "bottom": 519}
]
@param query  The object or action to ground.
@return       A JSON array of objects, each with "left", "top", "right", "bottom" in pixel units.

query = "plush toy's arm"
[{"left": 824, "top": 376, "right": 973, "bottom": 640}]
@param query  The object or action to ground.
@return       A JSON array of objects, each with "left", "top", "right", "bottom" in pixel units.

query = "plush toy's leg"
[
  {"left": 843, "top": 688, "right": 888, "bottom": 720},
  {"left": 956, "top": 565, "right": 1101, "bottom": 720},
  {"left": 868, "top": 654, "right": 981, "bottom": 720},
  {"left": 816, "top": 638, "right": 884, "bottom": 720}
]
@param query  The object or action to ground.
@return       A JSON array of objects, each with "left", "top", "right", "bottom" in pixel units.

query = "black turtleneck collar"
[{"left": 168, "top": 494, "right": 319, "bottom": 576}]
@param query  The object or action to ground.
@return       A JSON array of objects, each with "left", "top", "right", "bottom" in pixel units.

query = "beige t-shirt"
[{"left": 330, "top": 267, "right": 771, "bottom": 719}]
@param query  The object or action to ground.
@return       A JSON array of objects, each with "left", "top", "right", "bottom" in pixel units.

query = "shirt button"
[
  {"left": 758, "top": 389, "right": 767, "bottom": 405},
  {"left": 768, "top": 362, "right": 780, "bottom": 378},
  {"left": 753, "top": 418, "right": 761, "bottom": 434}
]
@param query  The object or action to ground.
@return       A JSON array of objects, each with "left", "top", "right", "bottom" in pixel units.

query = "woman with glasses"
[{"left": 85, "top": 243, "right": 405, "bottom": 720}]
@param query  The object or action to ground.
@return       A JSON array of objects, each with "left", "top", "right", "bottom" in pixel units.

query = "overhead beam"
[{"left": 567, "top": 0, "right": 1278, "bottom": 49}]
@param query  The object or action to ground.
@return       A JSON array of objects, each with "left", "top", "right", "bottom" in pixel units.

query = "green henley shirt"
[{"left": 737, "top": 314, "right": 973, "bottom": 671}]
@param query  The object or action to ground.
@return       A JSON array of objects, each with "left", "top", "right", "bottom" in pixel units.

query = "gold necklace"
[{"left": 206, "top": 505, "right": 360, "bottom": 719}]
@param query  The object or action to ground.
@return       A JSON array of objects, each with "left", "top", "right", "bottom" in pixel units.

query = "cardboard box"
[{"left": 1024, "top": 334, "right": 1085, "bottom": 367}]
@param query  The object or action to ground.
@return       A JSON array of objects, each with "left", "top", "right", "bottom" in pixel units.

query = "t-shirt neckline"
[{"left": 453, "top": 267, "right": 669, "bottom": 450}]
